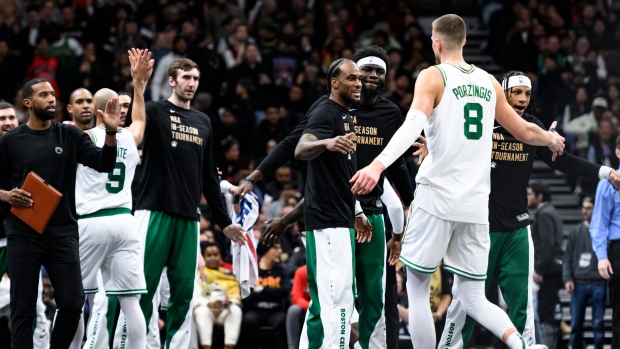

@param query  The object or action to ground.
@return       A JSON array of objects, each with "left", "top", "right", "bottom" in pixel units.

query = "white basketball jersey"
[
  {"left": 76, "top": 127, "right": 139, "bottom": 215},
  {"left": 415, "top": 63, "right": 496, "bottom": 224}
]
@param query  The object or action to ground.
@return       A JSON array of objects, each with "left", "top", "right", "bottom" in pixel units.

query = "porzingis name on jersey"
[{"left": 452, "top": 84, "right": 493, "bottom": 102}]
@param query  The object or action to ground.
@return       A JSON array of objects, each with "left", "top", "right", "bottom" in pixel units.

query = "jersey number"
[
  {"left": 106, "top": 162, "right": 126, "bottom": 194},
  {"left": 463, "top": 103, "right": 483, "bottom": 140}
]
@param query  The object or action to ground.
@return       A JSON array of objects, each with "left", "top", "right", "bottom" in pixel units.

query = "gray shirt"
[{"left": 563, "top": 222, "right": 605, "bottom": 283}]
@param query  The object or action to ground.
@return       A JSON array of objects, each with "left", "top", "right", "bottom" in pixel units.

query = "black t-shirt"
[
  {"left": 0, "top": 122, "right": 116, "bottom": 237},
  {"left": 256, "top": 95, "right": 414, "bottom": 214},
  {"left": 136, "top": 101, "right": 231, "bottom": 226},
  {"left": 245, "top": 263, "right": 291, "bottom": 311},
  {"left": 353, "top": 96, "right": 408, "bottom": 213},
  {"left": 489, "top": 114, "right": 600, "bottom": 232},
  {"left": 303, "top": 99, "right": 357, "bottom": 230}
]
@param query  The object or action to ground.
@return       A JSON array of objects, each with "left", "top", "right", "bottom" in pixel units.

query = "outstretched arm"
[
  {"left": 350, "top": 67, "right": 441, "bottom": 195},
  {"left": 126, "top": 48, "right": 154, "bottom": 146},
  {"left": 492, "top": 76, "right": 564, "bottom": 159}
]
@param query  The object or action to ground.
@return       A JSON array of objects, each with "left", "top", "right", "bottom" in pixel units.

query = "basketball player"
[
  {"left": 292, "top": 58, "right": 364, "bottom": 348},
  {"left": 65, "top": 88, "right": 94, "bottom": 130},
  {"left": 132, "top": 57, "right": 245, "bottom": 349},
  {"left": 71, "top": 48, "right": 153, "bottom": 349},
  {"left": 433, "top": 70, "right": 620, "bottom": 347},
  {"left": 234, "top": 46, "right": 413, "bottom": 348},
  {"left": 350, "top": 14, "right": 564, "bottom": 349},
  {"left": 118, "top": 92, "right": 131, "bottom": 126}
]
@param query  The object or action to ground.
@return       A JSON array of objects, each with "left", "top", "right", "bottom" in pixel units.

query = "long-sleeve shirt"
[
  {"left": 590, "top": 176, "right": 620, "bottom": 259},
  {"left": 490, "top": 114, "right": 600, "bottom": 232},
  {"left": 290, "top": 265, "right": 310, "bottom": 310},
  {"left": 0, "top": 122, "right": 116, "bottom": 237},
  {"left": 531, "top": 203, "right": 564, "bottom": 275},
  {"left": 563, "top": 222, "right": 605, "bottom": 283}
]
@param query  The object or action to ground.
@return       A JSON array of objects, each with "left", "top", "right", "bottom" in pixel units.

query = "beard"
[
  {"left": 33, "top": 105, "right": 55, "bottom": 121},
  {"left": 361, "top": 79, "right": 385, "bottom": 101},
  {"left": 174, "top": 87, "right": 193, "bottom": 102}
]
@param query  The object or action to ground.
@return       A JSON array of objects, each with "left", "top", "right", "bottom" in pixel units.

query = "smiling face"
[
  {"left": 331, "top": 61, "right": 361, "bottom": 105},
  {"left": 203, "top": 245, "right": 222, "bottom": 270},
  {"left": 359, "top": 63, "right": 386, "bottom": 100},
  {"left": 505, "top": 84, "right": 531, "bottom": 116},
  {"left": 0, "top": 107, "right": 17, "bottom": 136}
]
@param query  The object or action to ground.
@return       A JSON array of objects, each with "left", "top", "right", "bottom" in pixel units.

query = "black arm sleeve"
[
  {"left": 256, "top": 118, "right": 306, "bottom": 175},
  {"left": 537, "top": 146, "right": 601, "bottom": 178},
  {"left": 76, "top": 130, "right": 116, "bottom": 173},
  {"left": 386, "top": 158, "right": 414, "bottom": 205},
  {"left": 202, "top": 120, "right": 233, "bottom": 228}
]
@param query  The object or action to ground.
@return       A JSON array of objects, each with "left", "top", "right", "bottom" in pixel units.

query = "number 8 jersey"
[
  {"left": 76, "top": 127, "right": 139, "bottom": 215},
  {"left": 415, "top": 63, "right": 496, "bottom": 224}
]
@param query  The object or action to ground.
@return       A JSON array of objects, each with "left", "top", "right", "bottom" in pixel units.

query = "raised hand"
[
  {"left": 128, "top": 48, "right": 154, "bottom": 91},
  {"left": 98, "top": 97, "right": 120, "bottom": 131}
]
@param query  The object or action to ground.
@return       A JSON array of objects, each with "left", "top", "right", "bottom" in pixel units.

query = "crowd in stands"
[{"left": 0, "top": 0, "right": 619, "bottom": 348}]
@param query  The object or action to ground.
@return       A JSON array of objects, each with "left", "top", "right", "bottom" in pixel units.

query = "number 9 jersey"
[
  {"left": 415, "top": 63, "right": 496, "bottom": 225},
  {"left": 76, "top": 127, "right": 139, "bottom": 215}
]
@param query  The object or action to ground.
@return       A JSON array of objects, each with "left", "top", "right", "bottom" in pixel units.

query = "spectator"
[
  {"left": 564, "top": 96, "right": 609, "bottom": 158},
  {"left": 286, "top": 265, "right": 310, "bottom": 349},
  {"left": 590, "top": 135, "right": 620, "bottom": 347},
  {"left": 237, "top": 243, "right": 289, "bottom": 349},
  {"left": 265, "top": 181, "right": 301, "bottom": 223},
  {"left": 193, "top": 242, "right": 242, "bottom": 349},
  {"left": 218, "top": 136, "right": 241, "bottom": 182},
  {"left": 250, "top": 103, "right": 290, "bottom": 159},
  {"left": 27, "top": 36, "right": 60, "bottom": 99},
  {"left": 563, "top": 197, "right": 606, "bottom": 349},
  {"left": 528, "top": 182, "right": 564, "bottom": 349},
  {"left": 220, "top": 24, "right": 256, "bottom": 69}
]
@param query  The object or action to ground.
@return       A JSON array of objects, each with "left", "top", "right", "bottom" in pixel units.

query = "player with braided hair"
[{"left": 432, "top": 70, "right": 620, "bottom": 348}]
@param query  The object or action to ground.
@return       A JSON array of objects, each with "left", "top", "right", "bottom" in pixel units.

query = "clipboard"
[{"left": 10, "top": 171, "right": 63, "bottom": 234}]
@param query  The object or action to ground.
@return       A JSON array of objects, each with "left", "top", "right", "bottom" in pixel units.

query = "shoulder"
[{"left": 189, "top": 106, "right": 211, "bottom": 124}]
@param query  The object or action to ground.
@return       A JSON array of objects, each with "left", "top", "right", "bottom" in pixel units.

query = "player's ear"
[
  {"left": 615, "top": 148, "right": 620, "bottom": 159},
  {"left": 66, "top": 103, "right": 73, "bottom": 113},
  {"left": 23, "top": 98, "right": 32, "bottom": 109},
  {"left": 168, "top": 76, "right": 175, "bottom": 87},
  {"left": 331, "top": 77, "right": 338, "bottom": 90}
]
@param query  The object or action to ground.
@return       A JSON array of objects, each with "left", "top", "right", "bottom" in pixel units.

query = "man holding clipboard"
[{"left": 0, "top": 78, "right": 119, "bottom": 349}]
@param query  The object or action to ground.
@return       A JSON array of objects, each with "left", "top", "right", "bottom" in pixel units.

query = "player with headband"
[{"left": 413, "top": 70, "right": 620, "bottom": 348}]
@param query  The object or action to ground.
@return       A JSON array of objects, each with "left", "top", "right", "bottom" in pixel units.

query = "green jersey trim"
[
  {"left": 78, "top": 207, "right": 132, "bottom": 220},
  {"left": 434, "top": 65, "right": 447, "bottom": 86},
  {"left": 446, "top": 63, "right": 476, "bottom": 74}
]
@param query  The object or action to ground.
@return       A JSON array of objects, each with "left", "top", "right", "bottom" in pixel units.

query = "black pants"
[
  {"left": 7, "top": 234, "right": 84, "bottom": 349},
  {"left": 237, "top": 308, "right": 287, "bottom": 349},
  {"left": 537, "top": 273, "right": 563, "bottom": 325},
  {"left": 609, "top": 240, "right": 620, "bottom": 349}
]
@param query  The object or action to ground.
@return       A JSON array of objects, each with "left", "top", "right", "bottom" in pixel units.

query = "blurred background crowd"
[{"left": 0, "top": 0, "right": 619, "bottom": 348}]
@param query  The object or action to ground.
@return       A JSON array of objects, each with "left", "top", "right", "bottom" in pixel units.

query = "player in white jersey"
[
  {"left": 70, "top": 49, "right": 153, "bottom": 349},
  {"left": 350, "top": 14, "right": 565, "bottom": 349}
]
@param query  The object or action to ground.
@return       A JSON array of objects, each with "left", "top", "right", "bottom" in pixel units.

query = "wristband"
[
  {"left": 244, "top": 176, "right": 256, "bottom": 185},
  {"left": 354, "top": 200, "right": 364, "bottom": 216},
  {"left": 599, "top": 166, "right": 613, "bottom": 179},
  {"left": 106, "top": 129, "right": 117, "bottom": 136}
]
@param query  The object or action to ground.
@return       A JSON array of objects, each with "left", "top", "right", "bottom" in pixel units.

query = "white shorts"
[
  {"left": 399, "top": 206, "right": 489, "bottom": 280},
  {"left": 78, "top": 212, "right": 147, "bottom": 295}
]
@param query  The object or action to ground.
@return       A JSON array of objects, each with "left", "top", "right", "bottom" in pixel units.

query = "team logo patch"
[
  {"left": 170, "top": 109, "right": 175, "bottom": 113},
  {"left": 171, "top": 141, "right": 178, "bottom": 148},
  {"left": 518, "top": 76, "right": 524, "bottom": 84},
  {"left": 55, "top": 147, "right": 63, "bottom": 154}
]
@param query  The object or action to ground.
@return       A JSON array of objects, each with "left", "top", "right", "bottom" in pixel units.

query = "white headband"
[
  {"left": 356, "top": 56, "right": 387, "bottom": 71},
  {"left": 504, "top": 75, "right": 532, "bottom": 90}
]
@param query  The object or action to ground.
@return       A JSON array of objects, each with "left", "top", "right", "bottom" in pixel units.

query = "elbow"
[{"left": 294, "top": 146, "right": 304, "bottom": 160}]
